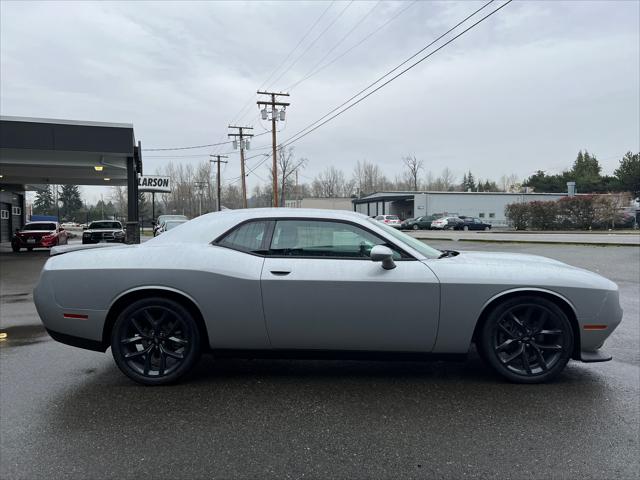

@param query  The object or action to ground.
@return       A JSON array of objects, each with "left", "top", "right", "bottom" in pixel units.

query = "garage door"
[{"left": 0, "top": 202, "right": 10, "bottom": 243}]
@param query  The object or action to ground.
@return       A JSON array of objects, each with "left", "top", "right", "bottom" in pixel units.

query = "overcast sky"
[{"left": 1, "top": 0, "right": 639, "bottom": 203}]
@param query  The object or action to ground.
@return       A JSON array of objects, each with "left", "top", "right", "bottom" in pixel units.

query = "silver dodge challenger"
[{"left": 34, "top": 208, "right": 623, "bottom": 385}]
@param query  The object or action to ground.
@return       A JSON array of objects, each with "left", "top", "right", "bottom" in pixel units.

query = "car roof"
[{"left": 147, "top": 208, "right": 370, "bottom": 245}]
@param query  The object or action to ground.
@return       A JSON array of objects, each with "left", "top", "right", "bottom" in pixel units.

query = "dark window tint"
[
  {"left": 89, "top": 221, "right": 122, "bottom": 229},
  {"left": 23, "top": 223, "right": 56, "bottom": 231},
  {"left": 270, "top": 220, "right": 402, "bottom": 259},
  {"left": 218, "top": 221, "right": 268, "bottom": 252}
]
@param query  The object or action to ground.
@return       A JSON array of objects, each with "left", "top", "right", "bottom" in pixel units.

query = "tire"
[
  {"left": 111, "top": 297, "right": 202, "bottom": 385},
  {"left": 463, "top": 225, "right": 469, "bottom": 231},
  {"left": 27, "top": 247, "right": 33, "bottom": 252},
  {"left": 412, "top": 224, "right": 419, "bottom": 230},
  {"left": 485, "top": 226, "right": 491, "bottom": 231},
  {"left": 478, "top": 296, "right": 574, "bottom": 383},
  {"left": 12, "top": 245, "right": 20, "bottom": 253}
]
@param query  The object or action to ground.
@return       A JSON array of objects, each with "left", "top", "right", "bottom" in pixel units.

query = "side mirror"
[{"left": 370, "top": 245, "right": 396, "bottom": 270}]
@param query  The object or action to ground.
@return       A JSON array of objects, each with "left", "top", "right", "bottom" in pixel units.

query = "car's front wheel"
[
  {"left": 478, "top": 296, "right": 574, "bottom": 383},
  {"left": 463, "top": 225, "right": 469, "bottom": 231},
  {"left": 412, "top": 224, "right": 419, "bottom": 230},
  {"left": 111, "top": 297, "right": 202, "bottom": 385}
]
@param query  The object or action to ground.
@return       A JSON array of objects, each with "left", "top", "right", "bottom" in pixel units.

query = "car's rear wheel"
[
  {"left": 478, "top": 296, "right": 573, "bottom": 383},
  {"left": 485, "top": 226, "right": 490, "bottom": 231},
  {"left": 463, "top": 225, "right": 469, "bottom": 231},
  {"left": 111, "top": 297, "right": 201, "bottom": 385}
]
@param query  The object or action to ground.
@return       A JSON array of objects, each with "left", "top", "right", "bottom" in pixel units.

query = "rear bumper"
[
  {"left": 580, "top": 349, "right": 612, "bottom": 363},
  {"left": 46, "top": 328, "right": 107, "bottom": 352}
]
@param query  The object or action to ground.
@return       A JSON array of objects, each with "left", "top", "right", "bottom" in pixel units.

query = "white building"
[{"left": 352, "top": 191, "right": 568, "bottom": 226}]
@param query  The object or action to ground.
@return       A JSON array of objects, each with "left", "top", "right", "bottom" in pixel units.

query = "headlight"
[{"left": 114, "top": 231, "right": 124, "bottom": 237}]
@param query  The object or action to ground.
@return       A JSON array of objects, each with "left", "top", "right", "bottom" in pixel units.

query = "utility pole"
[
  {"left": 228, "top": 126, "right": 253, "bottom": 208},
  {"left": 209, "top": 155, "right": 228, "bottom": 212},
  {"left": 257, "top": 91, "right": 290, "bottom": 207},
  {"left": 194, "top": 181, "right": 207, "bottom": 217}
]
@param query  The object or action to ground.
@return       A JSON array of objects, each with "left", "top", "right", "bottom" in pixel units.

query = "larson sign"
[{"left": 138, "top": 175, "right": 171, "bottom": 193}]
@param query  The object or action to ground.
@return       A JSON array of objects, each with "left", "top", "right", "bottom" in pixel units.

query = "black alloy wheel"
[
  {"left": 111, "top": 297, "right": 201, "bottom": 385},
  {"left": 479, "top": 296, "right": 573, "bottom": 383}
]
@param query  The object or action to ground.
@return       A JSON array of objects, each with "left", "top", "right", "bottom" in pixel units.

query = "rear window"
[
  {"left": 89, "top": 221, "right": 122, "bottom": 229},
  {"left": 23, "top": 223, "right": 55, "bottom": 231},
  {"left": 217, "top": 220, "right": 268, "bottom": 253},
  {"left": 386, "top": 215, "right": 399, "bottom": 220}
]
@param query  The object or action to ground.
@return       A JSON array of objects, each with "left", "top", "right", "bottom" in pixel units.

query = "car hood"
[{"left": 425, "top": 251, "right": 617, "bottom": 291}]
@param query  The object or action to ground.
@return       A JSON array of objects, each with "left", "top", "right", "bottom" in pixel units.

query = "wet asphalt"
[{"left": 0, "top": 241, "right": 638, "bottom": 479}]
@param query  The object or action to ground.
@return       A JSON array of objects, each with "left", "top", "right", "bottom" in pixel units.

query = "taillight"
[{"left": 384, "top": 220, "right": 389, "bottom": 223}]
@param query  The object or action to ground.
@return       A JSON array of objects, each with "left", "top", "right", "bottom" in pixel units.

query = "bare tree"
[
  {"left": 402, "top": 155, "right": 423, "bottom": 191},
  {"left": 267, "top": 146, "right": 307, "bottom": 206},
  {"left": 352, "top": 160, "right": 388, "bottom": 196},
  {"left": 440, "top": 167, "right": 456, "bottom": 191},
  {"left": 499, "top": 173, "right": 520, "bottom": 192},
  {"left": 312, "top": 166, "right": 349, "bottom": 197}
]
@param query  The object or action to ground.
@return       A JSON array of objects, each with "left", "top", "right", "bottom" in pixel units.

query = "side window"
[
  {"left": 479, "top": 213, "right": 485, "bottom": 218},
  {"left": 217, "top": 220, "right": 268, "bottom": 253},
  {"left": 269, "top": 220, "right": 402, "bottom": 259}
]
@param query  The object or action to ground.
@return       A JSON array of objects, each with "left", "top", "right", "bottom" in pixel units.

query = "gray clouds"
[{"left": 1, "top": 0, "right": 638, "bottom": 201}]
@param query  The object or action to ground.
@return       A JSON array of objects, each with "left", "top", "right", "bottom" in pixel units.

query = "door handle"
[{"left": 270, "top": 270, "right": 291, "bottom": 276}]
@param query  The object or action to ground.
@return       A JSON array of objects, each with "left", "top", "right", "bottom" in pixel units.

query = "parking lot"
[{"left": 1, "top": 240, "right": 638, "bottom": 479}]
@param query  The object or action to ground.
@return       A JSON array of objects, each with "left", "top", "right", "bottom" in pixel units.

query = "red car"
[{"left": 11, "top": 221, "right": 68, "bottom": 252}]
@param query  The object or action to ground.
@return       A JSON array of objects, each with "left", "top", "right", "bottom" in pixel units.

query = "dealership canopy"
[{"left": 0, "top": 116, "right": 140, "bottom": 186}]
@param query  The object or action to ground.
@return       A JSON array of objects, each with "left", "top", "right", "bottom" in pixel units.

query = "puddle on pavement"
[
  {"left": 0, "top": 324, "right": 50, "bottom": 348},
  {"left": 0, "top": 292, "right": 32, "bottom": 304}
]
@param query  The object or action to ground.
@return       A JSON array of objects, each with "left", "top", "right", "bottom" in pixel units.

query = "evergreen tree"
[
  {"left": 570, "top": 150, "right": 602, "bottom": 192},
  {"left": 59, "top": 185, "right": 83, "bottom": 221},
  {"left": 614, "top": 151, "right": 640, "bottom": 199},
  {"left": 33, "top": 186, "right": 55, "bottom": 215},
  {"left": 467, "top": 171, "right": 476, "bottom": 191}
]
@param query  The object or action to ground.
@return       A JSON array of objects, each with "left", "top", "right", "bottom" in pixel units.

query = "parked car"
[
  {"left": 11, "top": 221, "right": 68, "bottom": 252},
  {"left": 35, "top": 208, "right": 622, "bottom": 385},
  {"left": 155, "top": 219, "right": 188, "bottom": 235},
  {"left": 401, "top": 215, "right": 435, "bottom": 230},
  {"left": 430, "top": 216, "right": 463, "bottom": 230},
  {"left": 455, "top": 216, "right": 492, "bottom": 231},
  {"left": 82, "top": 220, "right": 125, "bottom": 244},
  {"left": 154, "top": 215, "right": 188, "bottom": 236},
  {"left": 374, "top": 214, "right": 402, "bottom": 228}
]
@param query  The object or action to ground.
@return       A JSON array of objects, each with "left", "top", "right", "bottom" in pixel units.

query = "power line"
[
  {"left": 286, "top": 0, "right": 382, "bottom": 92},
  {"left": 143, "top": 140, "right": 233, "bottom": 152},
  {"left": 266, "top": 0, "right": 354, "bottom": 91},
  {"left": 282, "top": 0, "right": 506, "bottom": 148},
  {"left": 229, "top": 1, "right": 336, "bottom": 127},
  {"left": 286, "top": 0, "right": 418, "bottom": 91}
]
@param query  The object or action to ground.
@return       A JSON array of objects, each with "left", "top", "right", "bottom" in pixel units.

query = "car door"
[{"left": 260, "top": 219, "right": 440, "bottom": 352}]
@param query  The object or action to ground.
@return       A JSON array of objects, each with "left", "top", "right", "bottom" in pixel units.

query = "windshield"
[
  {"left": 165, "top": 221, "right": 186, "bottom": 230},
  {"left": 368, "top": 218, "right": 441, "bottom": 259},
  {"left": 159, "top": 215, "right": 187, "bottom": 223},
  {"left": 89, "top": 221, "right": 122, "bottom": 229},
  {"left": 23, "top": 223, "right": 55, "bottom": 231}
]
